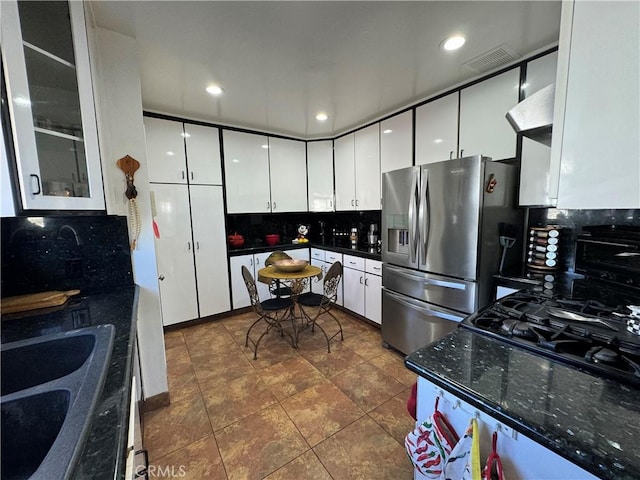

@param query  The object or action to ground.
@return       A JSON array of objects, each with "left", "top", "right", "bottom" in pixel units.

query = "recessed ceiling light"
[
  {"left": 206, "top": 84, "right": 224, "bottom": 95},
  {"left": 434, "top": 138, "right": 444, "bottom": 144},
  {"left": 181, "top": 132, "right": 191, "bottom": 138},
  {"left": 383, "top": 129, "right": 393, "bottom": 134},
  {"left": 261, "top": 144, "right": 269, "bottom": 149},
  {"left": 442, "top": 35, "right": 466, "bottom": 51},
  {"left": 315, "top": 112, "right": 328, "bottom": 121},
  {"left": 166, "top": 151, "right": 175, "bottom": 156}
]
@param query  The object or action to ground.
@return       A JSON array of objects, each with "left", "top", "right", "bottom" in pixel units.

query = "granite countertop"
[
  {"left": 405, "top": 328, "right": 640, "bottom": 480},
  {"left": 228, "top": 242, "right": 382, "bottom": 260},
  {"left": 1, "top": 285, "right": 139, "bottom": 480}
]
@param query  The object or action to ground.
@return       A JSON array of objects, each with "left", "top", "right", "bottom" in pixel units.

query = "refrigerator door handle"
[
  {"left": 386, "top": 266, "right": 466, "bottom": 291},
  {"left": 419, "top": 169, "right": 429, "bottom": 265},
  {"left": 408, "top": 171, "right": 419, "bottom": 263},
  {"left": 385, "top": 290, "right": 465, "bottom": 322}
]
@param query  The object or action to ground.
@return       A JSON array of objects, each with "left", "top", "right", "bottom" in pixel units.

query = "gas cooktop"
[{"left": 461, "top": 284, "right": 640, "bottom": 386}]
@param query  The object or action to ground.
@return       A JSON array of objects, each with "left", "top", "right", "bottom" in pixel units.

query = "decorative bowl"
[
  {"left": 265, "top": 234, "right": 280, "bottom": 246},
  {"left": 272, "top": 259, "right": 308, "bottom": 273}
]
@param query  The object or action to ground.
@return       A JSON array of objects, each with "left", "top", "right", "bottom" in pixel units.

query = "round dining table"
[{"left": 257, "top": 264, "right": 323, "bottom": 297}]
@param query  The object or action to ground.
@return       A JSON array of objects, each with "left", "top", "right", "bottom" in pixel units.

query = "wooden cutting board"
[{"left": 1, "top": 290, "right": 81, "bottom": 314}]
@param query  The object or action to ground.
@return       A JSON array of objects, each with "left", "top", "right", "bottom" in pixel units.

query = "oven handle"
[
  {"left": 385, "top": 290, "right": 464, "bottom": 322},
  {"left": 578, "top": 239, "right": 637, "bottom": 249},
  {"left": 385, "top": 266, "right": 466, "bottom": 290}
]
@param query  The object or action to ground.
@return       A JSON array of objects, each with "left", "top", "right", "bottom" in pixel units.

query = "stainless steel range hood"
[{"left": 506, "top": 83, "right": 554, "bottom": 146}]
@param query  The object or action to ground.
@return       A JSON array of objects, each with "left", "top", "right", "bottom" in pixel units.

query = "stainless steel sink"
[{"left": 1, "top": 325, "right": 114, "bottom": 480}]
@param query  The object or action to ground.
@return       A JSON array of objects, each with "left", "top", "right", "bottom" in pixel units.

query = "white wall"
[{"left": 87, "top": 24, "right": 168, "bottom": 399}]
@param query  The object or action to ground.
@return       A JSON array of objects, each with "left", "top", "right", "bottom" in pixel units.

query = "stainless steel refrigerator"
[{"left": 381, "top": 155, "right": 522, "bottom": 354}]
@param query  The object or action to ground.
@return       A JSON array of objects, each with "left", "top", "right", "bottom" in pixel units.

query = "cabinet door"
[
  {"left": 552, "top": 1, "right": 640, "bottom": 209},
  {"left": 415, "top": 92, "right": 459, "bottom": 165},
  {"left": 184, "top": 124, "right": 222, "bottom": 185},
  {"left": 190, "top": 185, "right": 230, "bottom": 316},
  {"left": 223, "top": 130, "right": 271, "bottom": 213},
  {"left": 365, "top": 273, "right": 382, "bottom": 325},
  {"left": 519, "top": 52, "right": 558, "bottom": 207},
  {"left": 2, "top": 0, "right": 105, "bottom": 210},
  {"left": 253, "top": 251, "right": 272, "bottom": 300},
  {"left": 144, "top": 117, "right": 187, "bottom": 184},
  {"left": 230, "top": 255, "right": 253, "bottom": 309},
  {"left": 307, "top": 140, "right": 334, "bottom": 212},
  {"left": 268, "top": 137, "right": 307, "bottom": 212},
  {"left": 354, "top": 124, "right": 381, "bottom": 210},
  {"left": 343, "top": 266, "right": 365, "bottom": 316},
  {"left": 381, "top": 111, "right": 413, "bottom": 173},
  {"left": 151, "top": 184, "right": 198, "bottom": 325},
  {"left": 459, "top": 68, "right": 520, "bottom": 161},
  {"left": 310, "top": 259, "right": 326, "bottom": 295},
  {"left": 334, "top": 134, "right": 356, "bottom": 210}
]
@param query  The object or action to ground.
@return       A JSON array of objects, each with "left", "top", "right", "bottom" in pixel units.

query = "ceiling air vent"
[{"left": 462, "top": 44, "right": 521, "bottom": 74}]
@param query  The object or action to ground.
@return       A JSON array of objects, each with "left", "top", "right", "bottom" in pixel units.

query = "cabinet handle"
[
  {"left": 365, "top": 278, "right": 369, "bottom": 286},
  {"left": 449, "top": 151, "right": 453, "bottom": 160},
  {"left": 351, "top": 199, "right": 355, "bottom": 207},
  {"left": 355, "top": 199, "right": 359, "bottom": 207},
  {"left": 273, "top": 201, "right": 276, "bottom": 210},
  {"left": 460, "top": 149, "right": 464, "bottom": 157},
  {"left": 30, "top": 174, "right": 41, "bottom": 195},
  {"left": 250, "top": 258, "right": 254, "bottom": 266},
  {"left": 158, "top": 275, "right": 165, "bottom": 281},
  {"left": 329, "top": 200, "right": 333, "bottom": 208},
  {"left": 190, "top": 171, "right": 194, "bottom": 181},
  {"left": 196, "top": 241, "right": 200, "bottom": 250},
  {"left": 360, "top": 276, "right": 363, "bottom": 284},
  {"left": 267, "top": 201, "right": 270, "bottom": 210},
  {"left": 181, "top": 170, "right": 185, "bottom": 180},
  {"left": 187, "top": 242, "right": 191, "bottom": 250}
]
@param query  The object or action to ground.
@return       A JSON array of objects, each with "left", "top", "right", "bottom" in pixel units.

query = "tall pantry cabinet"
[{"left": 144, "top": 117, "right": 230, "bottom": 326}]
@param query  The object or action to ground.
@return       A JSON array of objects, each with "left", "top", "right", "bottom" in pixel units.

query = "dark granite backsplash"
[
  {"left": 1, "top": 215, "right": 133, "bottom": 297},
  {"left": 226, "top": 211, "right": 382, "bottom": 249},
  {"left": 528, "top": 208, "right": 640, "bottom": 272}
]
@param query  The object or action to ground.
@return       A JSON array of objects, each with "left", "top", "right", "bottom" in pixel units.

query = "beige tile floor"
[{"left": 143, "top": 308, "right": 418, "bottom": 480}]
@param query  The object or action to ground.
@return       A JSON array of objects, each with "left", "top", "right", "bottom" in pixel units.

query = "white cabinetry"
[
  {"left": 334, "top": 125, "right": 381, "bottom": 211},
  {"left": 459, "top": 69, "right": 520, "bottom": 161},
  {"left": 380, "top": 111, "right": 413, "bottom": 173},
  {"left": 144, "top": 118, "right": 223, "bottom": 185},
  {"left": 415, "top": 92, "right": 460, "bottom": 165},
  {"left": 230, "top": 251, "right": 272, "bottom": 309},
  {"left": 342, "top": 255, "right": 382, "bottom": 324},
  {"left": 550, "top": 0, "right": 640, "bottom": 209},
  {"left": 223, "top": 130, "right": 271, "bottom": 213},
  {"left": 519, "top": 51, "right": 558, "bottom": 207},
  {"left": 151, "top": 184, "right": 230, "bottom": 325},
  {"left": 310, "top": 248, "right": 343, "bottom": 306},
  {"left": 307, "top": 141, "right": 334, "bottom": 212},
  {"left": 267, "top": 137, "right": 307, "bottom": 212},
  {"left": 2, "top": 0, "right": 105, "bottom": 210},
  {"left": 224, "top": 130, "right": 307, "bottom": 213}
]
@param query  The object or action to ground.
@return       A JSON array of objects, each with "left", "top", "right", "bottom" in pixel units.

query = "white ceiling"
[{"left": 88, "top": 1, "right": 562, "bottom": 139}]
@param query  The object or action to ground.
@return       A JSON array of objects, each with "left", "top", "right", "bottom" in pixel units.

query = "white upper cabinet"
[
  {"left": 459, "top": 68, "right": 520, "bottom": 161},
  {"left": 550, "top": 0, "right": 639, "bottom": 209},
  {"left": 268, "top": 137, "right": 307, "bottom": 212},
  {"left": 184, "top": 123, "right": 222, "bottom": 185},
  {"left": 519, "top": 51, "right": 558, "bottom": 207},
  {"left": 223, "top": 130, "right": 271, "bottom": 213},
  {"left": 415, "top": 92, "right": 459, "bottom": 165},
  {"left": 144, "top": 118, "right": 222, "bottom": 185},
  {"left": 307, "top": 140, "right": 334, "bottom": 212},
  {"left": 334, "top": 133, "right": 356, "bottom": 210},
  {"left": 2, "top": 0, "right": 105, "bottom": 210},
  {"left": 380, "top": 111, "right": 413, "bottom": 173},
  {"left": 144, "top": 117, "right": 188, "bottom": 184},
  {"left": 354, "top": 124, "right": 381, "bottom": 210}
]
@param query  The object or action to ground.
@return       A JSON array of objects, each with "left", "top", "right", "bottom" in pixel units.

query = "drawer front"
[
  {"left": 311, "top": 248, "right": 324, "bottom": 261},
  {"left": 343, "top": 254, "right": 365, "bottom": 271},
  {"left": 365, "top": 259, "right": 383, "bottom": 276},
  {"left": 325, "top": 251, "right": 343, "bottom": 264}
]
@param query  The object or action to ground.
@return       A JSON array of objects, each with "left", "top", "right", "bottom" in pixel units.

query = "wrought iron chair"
[
  {"left": 296, "top": 261, "right": 344, "bottom": 352},
  {"left": 242, "top": 266, "right": 295, "bottom": 359},
  {"left": 264, "top": 251, "right": 292, "bottom": 298}
]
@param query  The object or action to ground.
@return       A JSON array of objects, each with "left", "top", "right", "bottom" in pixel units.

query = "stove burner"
[
  {"left": 500, "top": 320, "right": 536, "bottom": 339},
  {"left": 591, "top": 347, "right": 619, "bottom": 364}
]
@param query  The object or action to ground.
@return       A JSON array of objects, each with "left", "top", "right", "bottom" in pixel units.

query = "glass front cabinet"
[{"left": 1, "top": 0, "right": 105, "bottom": 210}]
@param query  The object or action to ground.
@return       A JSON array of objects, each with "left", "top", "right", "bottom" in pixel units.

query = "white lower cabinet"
[
  {"left": 342, "top": 255, "right": 382, "bottom": 324},
  {"left": 310, "top": 249, "right": 343, "bottom": 306},
  {"left": 151, "top": 184, "right": 230, "bottom": 325},
  {"left": 230, "top": 252, "right": 271, "bottom": 309},
  {"left": 415, "top": 376, "right": 598, "bottom": 480}
]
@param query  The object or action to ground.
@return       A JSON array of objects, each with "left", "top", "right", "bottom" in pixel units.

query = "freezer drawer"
[
  {"left": 382, "top": 263, "right": 477, "bottom": 314},
  {"left": 382, "top": 288, "right": 463, "bottom": 355}
]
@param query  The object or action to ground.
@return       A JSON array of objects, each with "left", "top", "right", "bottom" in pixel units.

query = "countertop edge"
[{"left": 227, "top": 242, "right": 382, "bottom": 260}]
